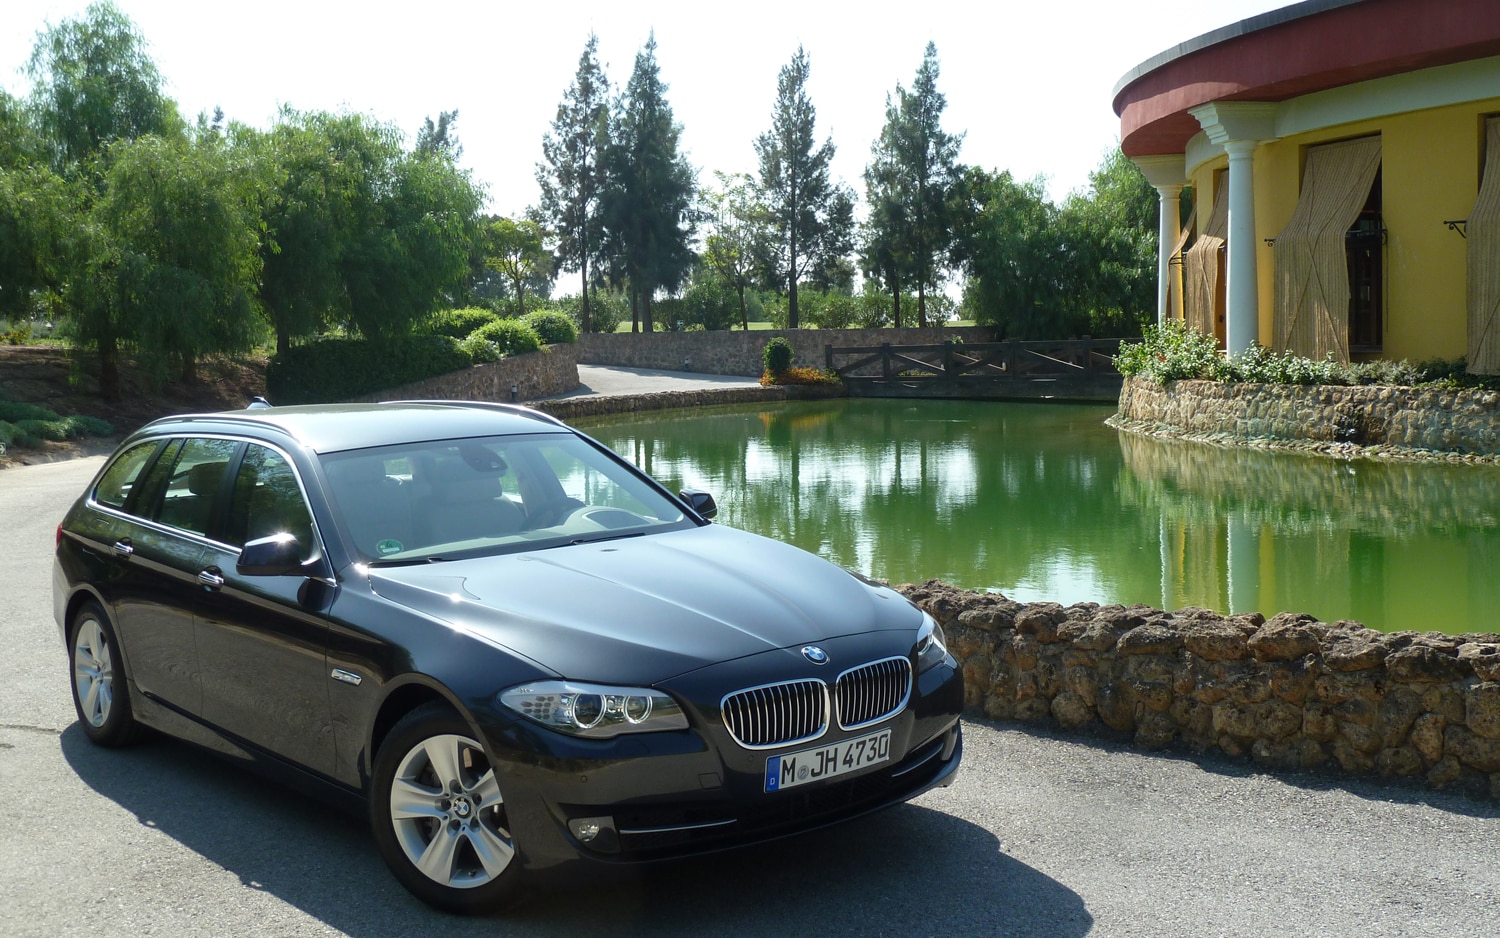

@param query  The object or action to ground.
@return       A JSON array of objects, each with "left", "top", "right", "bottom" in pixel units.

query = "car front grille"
[
  {"left": 835, "top": 657, "right": 912, "bottom": 730},
  {"left": 720, "top": 655, "right": 914, "bottom": 749},
  {"left": 720, "top": 679, "right": 828, "bottom": 749}
]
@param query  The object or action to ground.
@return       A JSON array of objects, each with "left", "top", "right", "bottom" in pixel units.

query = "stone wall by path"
[
  {"left": 577, "top": 326, "right": 995, "bottom": 377},
  {"left": 898, "top": 580, "right": 1500, "bottom": 800},
  {"left": 349, "top": 343, "right": 580, "bottom": 404},
  {"left": 531, "top": 385, "right": 840, "bottom": 421},
  {"left": 1115, "top": 377, "right": 1500, "bottom": 460}
]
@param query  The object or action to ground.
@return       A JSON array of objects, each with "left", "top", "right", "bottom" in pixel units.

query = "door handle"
[
  {"left": 112, "top": 539, "right": 134, "bottom": 557},
  {"left": 198, "top": 568, "right": 225, "bottom": 590}
]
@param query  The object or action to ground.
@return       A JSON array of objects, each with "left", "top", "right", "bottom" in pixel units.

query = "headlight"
[
  {"left": 915, "top": 614, "right": 949, "bottom": 674},
  {"left": 500, "top": 681, "right": 688, "bottom": 738}
]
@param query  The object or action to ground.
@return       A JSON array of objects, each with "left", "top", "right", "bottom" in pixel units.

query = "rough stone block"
[
  {"left": 1015, "top": 604, "right": 1064, "bottom": 643},
  {"left": 1458, "top": 643, "right": 1500, "bottom": 682},
  {"left": 1062, "top": 666, "right": 1099, "bottom": 708},
  {"left": 983, "top": 693, "right": 1014, "bottom": 721},
  {"left": 1050, "top": 691, "right": 1093, "bottom": 730},
  {"left": 1332, "top": 739, "right": 1377, "bottom": 773},
  {"left": 1445, "top": 725, "right": 1500, "bottom": 772},
  {"left": 1251, "top": 738, "right": 1301, "bottom": 769},
  {"left": 1379, "top": 687, "right": 1424, "bottom": 747},
  {"left": 1185, "top": 623, "right": 1249, "bottom": 661},
  {"left": 1297, "top": 740, "right": 1329, "bottom": 769},
  {"left": 1466, "top": 683, "right": 1500, "bottom": 740},
  {"left": 1096, "top": 682, "right": 1135, "bottom": 733},
  {"left": 1339, "top": 723, "right": 1382, "bottom": 755},
  {"left": 1323, "top": 637, "right": 1388, "bottom": 672},
  {"left": 1212, "top": 701, "right": 1260, "bottom": 739},
  {"left": 1129, "top": 680, "right": 1173, "bottom": 713},
  {"left": 1376, "top": 746, "right": 1424, "bottom": 777},
  {"left": 1260, "top": 701, "right": 1304, "bottom": 740},
  {"left": 1303, "top": 703, "right": 1337, "bottom": 742},
  {"left": 1134, "top": 712, "right": 1176, "bottom": 750},
  {"left": 1410, "top": 713, "right": 1447, "bottom": 765},
  {"left": 1427, "top": 755, "right": 1462, "bottom": 787},
  {"left": 1385, "top": 645, "right": 1467, "bottom": 683},
  {"left": 1248, "top": 618, "right": 1322, "bottom": 661},
  {"left": 1269, "top": 656, "right": 1317, "bottom": 705},
  {"left": 1014, "top": 697, "right": 1051, "bottom": 723},
  {"left": 1117, "top": 623, "right": 1185, "bottom": 656},
  {"left": 1068, "top": 620, "right": 1127, "bottom": 652}
]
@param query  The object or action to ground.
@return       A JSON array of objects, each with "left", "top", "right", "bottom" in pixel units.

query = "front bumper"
[{"left": 479, "top": 646, "right": 965, "bottom": 873}]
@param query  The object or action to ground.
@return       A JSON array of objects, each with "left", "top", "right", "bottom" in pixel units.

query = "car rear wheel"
[
  {"left": 369, "top": 704, "right": 523, "bottom": 913},
  {"left": 69, "top": 602, "right": 141, "bottom": 747}
]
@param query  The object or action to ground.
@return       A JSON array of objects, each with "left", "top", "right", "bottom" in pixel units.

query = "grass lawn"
[{"left": 610, "top": 320, "right": 975, "bottom": 333}]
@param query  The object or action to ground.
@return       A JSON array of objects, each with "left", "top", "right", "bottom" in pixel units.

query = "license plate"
[{"left": 764, "top": 729, "right": 892, "bottom": 792}]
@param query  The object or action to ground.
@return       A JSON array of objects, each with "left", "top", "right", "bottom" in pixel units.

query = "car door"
[
  {"left": 193, "top": 442, "right": 337, "bottom": 777},
  {"left": 102, "top": 437, "right": 239, "bottom": 715}
]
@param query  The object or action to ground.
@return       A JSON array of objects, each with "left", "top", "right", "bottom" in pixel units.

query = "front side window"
[
  {"left": 225, "top": 444, "right": 316, "bottom": 555},
  {"left": 320, "top": 433, "right": 691, "bottom": 564}
]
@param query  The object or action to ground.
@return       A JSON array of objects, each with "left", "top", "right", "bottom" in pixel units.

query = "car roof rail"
[{"left": 380, "top": 399, "right": 569, "bottom": 428}]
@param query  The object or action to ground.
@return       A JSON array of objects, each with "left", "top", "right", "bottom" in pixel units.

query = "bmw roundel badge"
[{"left": 801, "top": 645, "right": 829, "bottom": 665}]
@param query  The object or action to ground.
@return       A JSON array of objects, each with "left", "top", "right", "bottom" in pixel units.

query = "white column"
[
  {"left": 1154, "top": 184, "right": 1183, "bottom": 325},
  {"left": 1132, "top": 155, "right": 1188, "bottom": 327},
  {"left": 1188, "top": 102, "right": 1277, "bottom": 355},
  {"left": 1224, "top": 140, "right": 1260, "bottom": 354}
]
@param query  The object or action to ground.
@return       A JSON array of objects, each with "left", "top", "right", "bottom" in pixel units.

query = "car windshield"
[{"left": 319, "top": 432, "right": 692, "bottom": 564}]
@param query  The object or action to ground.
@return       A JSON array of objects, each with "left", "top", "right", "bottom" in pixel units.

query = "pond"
[{"left": 574, "top": 399, "right": 1500, "bottom": 635}]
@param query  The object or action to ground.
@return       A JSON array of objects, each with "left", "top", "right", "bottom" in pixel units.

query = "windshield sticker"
[{"left": 376, "top": 539, "right": 404, "bottom": 556}]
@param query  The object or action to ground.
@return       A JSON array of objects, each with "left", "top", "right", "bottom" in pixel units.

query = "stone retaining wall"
[
  {"left": 349, "top": 343, "right": 579, "bottom": 404},
  {"left": 577, "top": 326, "right": 994, "bottom": 377},
  {"left": 531, "top": 385, "right": 838, "bottom": 422},
  {"left": 1116, "top": 376, "right": 1500, "bottom": 458},
  {"left": 898, "top": 580, "right": 1500, "bottom": 799}
]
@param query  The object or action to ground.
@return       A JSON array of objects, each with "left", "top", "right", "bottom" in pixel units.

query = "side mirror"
[
  {"left": 237, "top": 532, "right": 309, "bottom": 577},
  {"left": 680, "top": 488, "right": 718, "bottom": 520}
]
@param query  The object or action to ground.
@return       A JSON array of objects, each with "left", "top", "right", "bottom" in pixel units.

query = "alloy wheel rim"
[
  {"left": 389, "top": 733, "right": 514, "bottom": 889},
  {"left": 73, "top": 618, "right": 112, "bottom": 728}
]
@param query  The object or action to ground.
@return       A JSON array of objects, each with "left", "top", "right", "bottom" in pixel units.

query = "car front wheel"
[
  {"left": 369, "top": 704, "right": 522, "bottom": 913},
  {"left": 69, "top": 601, "right": 141, "bottom": 747}
]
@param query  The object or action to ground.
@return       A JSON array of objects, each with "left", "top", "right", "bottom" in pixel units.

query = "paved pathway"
[{"left": 551, "top": 364, "right": 762, "bottom": 399}]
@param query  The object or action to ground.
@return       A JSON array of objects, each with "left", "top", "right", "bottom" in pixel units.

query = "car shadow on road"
[{"left": 61, "top": 725, "right": 1090, "bottom": 937}]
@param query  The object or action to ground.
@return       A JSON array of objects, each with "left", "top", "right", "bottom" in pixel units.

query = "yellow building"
[{"left": 1113, "top": 0, "right": 1500, "bottom": 371}]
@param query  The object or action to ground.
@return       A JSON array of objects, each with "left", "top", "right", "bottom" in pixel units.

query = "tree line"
[{"left": 0, "top": 2, "right": 1160, "bottom": 400}]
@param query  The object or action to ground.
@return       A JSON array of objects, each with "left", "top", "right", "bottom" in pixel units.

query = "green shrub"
[
  {"left": 558, "top": 292, "right": 626, "bottom": 334},
  {"left": 521, "top": 309, "right": 578, "bottom": 344},
  {"left": 763, "top": 336, "right": 794, "bottom": 376},
  {"left": 460, "top": 333, "right": 502, "bottom": 364},
  {"left": 423, "top": 307, "right": 499, "bottom": 340},
  {"left": 813, "top": 293, "right": 859, "bottom": 329},
  {"left": 1114, "top": 320, "right": 1223, "bottom": 383},
  {"left": 682, "top": 278, "right": 739, "bottom": 332},
  {"left": 266, "top": 334, "right": 472, "bottom": 404},
  {"left": 0, "top": 401, "right": 112, "bottom": 450},
  {"left": 471, "top": 318, "right": 542, "bottom": 357}
]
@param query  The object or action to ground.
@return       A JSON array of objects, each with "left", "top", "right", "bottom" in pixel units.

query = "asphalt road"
[{"left": 3, "top": 457, "right": 1498, "bottom": 938}]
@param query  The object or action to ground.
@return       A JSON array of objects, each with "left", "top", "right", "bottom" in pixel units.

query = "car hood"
[{"left": 364, "top": 524, "right": 918, "bottom": 685}]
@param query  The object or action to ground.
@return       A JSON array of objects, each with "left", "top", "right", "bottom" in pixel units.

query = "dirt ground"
[{"left": 0, "top": 345, "right": 268, "bottom": 469}]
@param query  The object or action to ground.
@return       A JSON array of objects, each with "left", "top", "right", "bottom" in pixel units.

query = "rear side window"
[
  {"left": 148, "top": 438, "right": 239, "bottom": 536},
  {"left": 93, "top": 442, "right": 161, "bottom": 511}
]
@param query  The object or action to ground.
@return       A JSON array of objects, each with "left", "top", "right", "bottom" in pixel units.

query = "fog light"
[{"left": 567, "top": 816, "right": 619, "bottom": 852}]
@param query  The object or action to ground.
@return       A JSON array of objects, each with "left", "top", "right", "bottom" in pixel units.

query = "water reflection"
[{"left": 577, "top": 400, "right": 1500, "bottom": 633}]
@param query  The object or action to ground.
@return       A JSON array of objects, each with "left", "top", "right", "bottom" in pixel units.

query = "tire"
[
  {"left": 369, "top": 704, "right": 524, "bottom": 914},
  {"left": 68, "top": 601, "right": 141, "bottom": 747}
]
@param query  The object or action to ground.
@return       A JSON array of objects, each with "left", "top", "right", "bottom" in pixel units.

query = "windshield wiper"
[
  {"left": 366, "top": 555, "right": 448, "bottom": 567},
  {"left": 552, "top": 531, "right": 647, "bottom": 549}
]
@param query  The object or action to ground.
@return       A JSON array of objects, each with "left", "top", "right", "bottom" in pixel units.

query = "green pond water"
[{"left": 574, "top": 399, "right": 1500, "bottom": 635}]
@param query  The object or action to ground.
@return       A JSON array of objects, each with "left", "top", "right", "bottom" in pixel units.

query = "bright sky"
[{"left": 0, "top": 0, "right": 1290, "bottom": 215}]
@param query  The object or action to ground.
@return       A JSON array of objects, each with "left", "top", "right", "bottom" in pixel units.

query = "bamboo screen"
[
  {"left": 1167, "top": 200, "right": 1196, "bottom": 321},
  {"left": 1184, "top": 182, "right": 1227, "bottom": 336},
  {"left": 1272, "top": 136, "right": 1382, "bottom": 362},
  {"left": 1468, "top": 117, "right": 1500, "bottom": 374}
]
